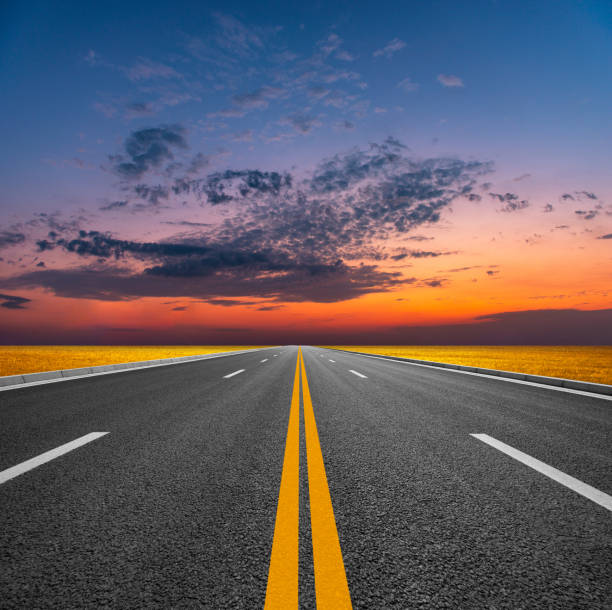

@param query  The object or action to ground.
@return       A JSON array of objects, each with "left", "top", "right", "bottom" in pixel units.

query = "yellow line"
[
  {"left": 264, "top": 352, "right": 301, "bottom": 609},
  {"left": 301, "top": 350, "right": 353, "bottom": 609}
]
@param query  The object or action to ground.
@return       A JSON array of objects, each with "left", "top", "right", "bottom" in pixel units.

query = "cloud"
[
  {"left": 125, "top": 102, "right": 155, "bottom": 118},
  {"left": 398, "top": 77, "right": 419, "bottom": 92},
  {"left": 373, "top": 38, "right": 406, "bottom": 58},
  {"left": 125, "top": 58, "right": 181, "bottom": 81},
  {"left": 171, "top": 306, "right": 187, "bottom": 311},
  {"left": 597, "top": 233, "right": 612, "bottom": 239},
  {"left": 420, "top": 278, "right": 448, "bottom": 288},
  {"left": 575, "top": 210, "right": 598, "bottom": 220},
  {"left": 334, "top": 120, "right": 355, "bottom": 131},
  {"left": 228, "top": 129, "right": 254, "bottom": 142},
  {"left": 212, "top": 12, "right": 264, "bottom": 57},
  {"left": 307, "top": 85, "right": 331, "bottom": 100},
  {"left": 10, "top": 139, "right": 492, "bottom": 304},
  {"left": 513, "top": 173, "right": 532, "bottom": 182},
  {"left": 0, "top": 293, "right": 31, "bottom": 310},
  {"left": 207, "top": 298, "right": 259, "bottom": 307},
  {"left": 93, "top": 102, "right": 117, "bottom": 118},
  {"left": 3, "top": 264, "right": 410, "bottom": 304},
  {"left": 489, "top": 192, "right": 529, "bottom": 212},
  {"left": 84, "top": 49, "right": 100, "bottom": 66},
  {"left": 336, "top": 50, "right": 355, "bottom": 61},
  {"left": 186, "top": 152, "right": 210, "bottom": 174},
  {"left": 111, "top": 125, "right": 188, "bottom": 179},
  {"left": 232, "top": 86, "right": 285, "bottom": 109},
  {"left": 318, "top": 33, "right": 343, "bottom": 56},
  {"left": 543, "top": 203, "right": 554, "bottom": 212},
  {"left": 0, "top": 231, "right": 26, "bottom": 249},
  {"left": 406, "top": 235, "right": 434, "bottom": 242},
  {"left": 391, "top": 250, "right": 455, "bottom": 260},
  {"left": 99, "top": 200, "right": 128, "bottom": 212},
  {"left": 389, "top": 308, "right": 612, "bottom": 345},
  {"left": 437, "top": 74, "right": 464, "bottom": 88},
  {"left": 163, "top": 221, "right": 211, "bottom": 227},
  {"left": 283, "top": 113, "right": 322, "bottom": 133}
]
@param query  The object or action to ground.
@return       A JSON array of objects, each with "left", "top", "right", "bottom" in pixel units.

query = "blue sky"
[{"left": 2, "top": 0, "right": 611, "bottom": 210}]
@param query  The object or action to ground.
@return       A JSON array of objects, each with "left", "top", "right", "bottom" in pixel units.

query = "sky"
[{"left": 0, "top": 0, "right": 611, "bottom": 344}]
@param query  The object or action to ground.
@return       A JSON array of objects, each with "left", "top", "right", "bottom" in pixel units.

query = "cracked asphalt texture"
[{"left": 1, "top": 345, "right": 610, "bottom": 608}]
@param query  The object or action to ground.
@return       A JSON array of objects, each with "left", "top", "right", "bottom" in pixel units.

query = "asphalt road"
[{"left": 0, "top": 346, "right": 610, "bottom": 608}]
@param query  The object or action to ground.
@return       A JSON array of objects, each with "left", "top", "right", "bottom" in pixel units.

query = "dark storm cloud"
[
  {"left": 0, "top": 293, "right": 31, "bottom": 309},
  {"left": 0, "top": 231, "right": 26, "bottom": 249},
  {"left": 112, "top": 125, "right": 187, "bottom": 179},
  {"left": 489, "top": 192, "right": 529, "bottom": 212}
]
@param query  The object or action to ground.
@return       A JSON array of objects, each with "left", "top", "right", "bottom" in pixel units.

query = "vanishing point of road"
[{"left": 1, "top": 346, "right": 610, "bottom": 608}]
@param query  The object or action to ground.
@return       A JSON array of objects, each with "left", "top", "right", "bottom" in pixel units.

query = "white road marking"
[
  {"left": 0, "top": 347, "right": 276, "bottom": 393},
  {"left": 471, "top": 434, "right": 612, "bottom": 512},
  {"left": 224, "top": 369, "right": 245, "bottom": 378},
  {"left": 0, "top": 432, "right": 109, "bottom": 485},
  {"left": 261, "top": 359, "right": 269, "bottom": 363},
  {"left": 273, "top": 355, "right": 278, "bottom": 358},
  {"left": 343, "top": 352, "right": 612, "bottom": 401},
  {"left": 329, "top": 359, "right": 335, "bottom": 363},
  {"left": 349, "top": 370, "right": 367, "bottom": 378}
]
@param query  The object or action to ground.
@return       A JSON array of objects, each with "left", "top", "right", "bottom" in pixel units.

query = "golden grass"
[
  {"left": 325, "top": 346, "right": 612, "bottom": 385},
  {"left": 0, "top": 346, "right": 267, "bottom": 377}
]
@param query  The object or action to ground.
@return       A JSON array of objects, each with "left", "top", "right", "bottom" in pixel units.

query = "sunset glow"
[{"left": 1, "top": 1, "right": 610, "bottom": 344}]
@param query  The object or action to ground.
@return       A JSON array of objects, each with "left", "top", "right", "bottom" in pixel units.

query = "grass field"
[
  {"left": 326, "top": 346, "right": 612, "bottom": 385},
  {"left": 0, "top": 346, "right": 266, "bottom": 377}
]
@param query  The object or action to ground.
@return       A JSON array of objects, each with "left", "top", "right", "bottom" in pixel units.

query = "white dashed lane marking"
[
  {"left": 471, "top": 433, "right": 612, "bottom": 512},
  {"left": 0, "top": 432, "right": 109, "bottom": 485},
  {"left": 349, "top": 370, "right": 367, "bottom": 379},
  {"left": 224, "top": 369, "right": 245, "bottom": 379}
]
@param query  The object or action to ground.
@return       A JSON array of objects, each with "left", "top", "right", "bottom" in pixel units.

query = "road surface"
[{"left": 1, "top": 346, "right": 610, "bottom": 608}]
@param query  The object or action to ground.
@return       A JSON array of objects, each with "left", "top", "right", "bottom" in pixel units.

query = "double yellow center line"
[{"left": 265, "top": 348, "right": 352, "bottom": 609}]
